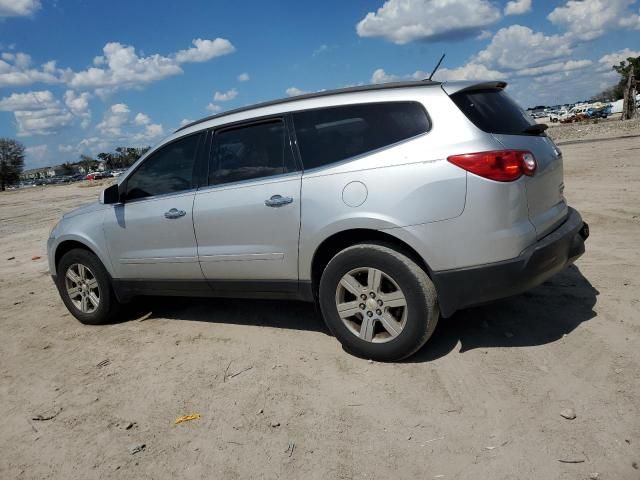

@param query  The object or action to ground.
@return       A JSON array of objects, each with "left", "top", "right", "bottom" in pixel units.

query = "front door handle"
[
  {"left": 264, "top": 195, "right": 293, "bottom": 207},
  {"left": 164, "top": 208, "right": 187, "bottom": 219}
]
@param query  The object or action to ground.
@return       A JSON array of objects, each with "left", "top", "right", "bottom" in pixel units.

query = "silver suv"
[{"left": 48, "top": 80, "right": 588, "bottom": 361}]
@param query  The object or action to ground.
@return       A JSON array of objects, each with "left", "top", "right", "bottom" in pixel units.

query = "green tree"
[
  {"left": 78, "top": 154, "right": 98, "bottom": 173},
  {"left": 60, "top": 162, "right": 75, "bottom": 175},
  {"left": 613, "top": 56, "right": 640, "bottom": 97},
  {"left": 0, "top": 138, "right": 25, "bottom": 191}
]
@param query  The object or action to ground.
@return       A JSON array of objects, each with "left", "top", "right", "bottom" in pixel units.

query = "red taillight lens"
[{"left": 447, "top": 150, "right": 537, "bottom": 182}]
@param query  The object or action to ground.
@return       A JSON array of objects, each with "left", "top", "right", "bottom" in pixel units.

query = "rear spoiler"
[{"left": 441, "top": 81, "right": 508, "bottom": 96}]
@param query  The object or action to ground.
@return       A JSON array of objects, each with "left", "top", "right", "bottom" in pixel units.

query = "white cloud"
[
  {"left": 517, "top": 59, "right": 592, "bottom": 77},
  {"left": 96, "top": 103, "right": 164, "bottom": 145},
  {"left": 69, "top": 42, "right": 183, "bottom": 91},
  {"left": 134, "top": 112, "right": 150, "bottom": 125},
  {"left": 25, "top": 144, "right": 48, "bottom": 167},
  {"left": 0, "top": 0, "right": 40, "bottom": 17},
  {"left": 0, "top": 90, "right": 74, "bottom": 136},
  {"left": 477, "top": 30, "right": 493, "bottom": 40},
  {"left": 356, "top": 0, "right": 501, "bottom": 44},
  {"left": 371, "top": 63, "right": 503, "bottom": 83},
  {"left": 69, "top": 38, "right": 235, "bottom": 93},
  {"left": 475, "top": 25, "right": 573, "bottom": 70},
  {"left": 0, "top": 51, "right": 68, "bottom": 88},
  {"left": 174, "top": 38, "right": 235, "bottom": 63},
  {"left": 180, "top": 118, "right": 194, "bottom": 126},
  {"left": 286, "top": 87, "right": 309, "bottom": 97},
  {"left": 435, "top": 63, "right": 504, "bottom": 81},
  {"left": 213, "top": 88, "right": 238, "bottom": 102},
  {"left": 97, "top": 103, "right": 130, "bottom": 137},
  {"left": 58, "top": 144, "right": 75, "bottom": 153},
  {"left": 63, "top": 90, "right": 91, "bottom": 128},
  {"left": 237, "top": 72, "right": 250, "bottom": 82},
  {"left": 598, "top": 48, "right": 640, "bottom": 70},
  {"left": 504, "top": 0, "right": 531, "bottom": 16},
  {"left": 313, "top": 44, "right": 329, "bottom": 56},
  {"left": 206, "top": 103, "right": 222, "bottom": 113},
  {"left": 548, "top": 0, "right": 640, "bottom": 41}
]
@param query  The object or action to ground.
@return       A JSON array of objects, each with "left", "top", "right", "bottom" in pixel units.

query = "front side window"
[
  {"left": 125, "top": 133, "right": 201, "bottom": 200},
  {"left": 292, "top": 102, "right": 430, "bottom": 170},
  {"left": 210, "top": 119, "right": 295, "bottom": 185}
]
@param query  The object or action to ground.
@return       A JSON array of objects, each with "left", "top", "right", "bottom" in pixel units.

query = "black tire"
[
  {"left": 56, "top": 248, "right": 122, "bottom": 325},
  {"left": 318, "top": 243, "right": 438, "bottom": 361}
]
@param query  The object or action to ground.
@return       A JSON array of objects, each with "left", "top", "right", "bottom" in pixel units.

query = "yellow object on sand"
[{"left": 174, "top": 413, "right": 201, "bottom": 425}]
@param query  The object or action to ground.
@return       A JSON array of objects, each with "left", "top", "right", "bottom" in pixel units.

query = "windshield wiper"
[{"left": 523, "top": 123, "right": 548, "bottom": 135}]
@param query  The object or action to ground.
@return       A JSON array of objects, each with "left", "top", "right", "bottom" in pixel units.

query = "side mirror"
[{"left": 101, "top": 183, "right": 122, "bottom": 205}]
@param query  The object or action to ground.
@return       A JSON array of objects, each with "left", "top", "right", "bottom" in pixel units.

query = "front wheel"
[
  {"left": 56, "top": 248, "right": 122, "bottom": 325},
  {"left": 319, "top": 243, "right": 439, "bottom": 361}
]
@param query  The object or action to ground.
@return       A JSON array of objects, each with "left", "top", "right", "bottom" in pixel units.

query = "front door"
[
  {"left": 103, "top": 132, "right": 204, "bottom": 281},
  {"left": 193, "top": 118, "right": 301, "bottom": 292}
]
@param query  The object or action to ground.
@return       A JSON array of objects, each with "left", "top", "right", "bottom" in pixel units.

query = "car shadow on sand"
[
  {"left": 408, "top": 265, "right": 599, "bottom": 363},
  {"left": 122, "top": 265, "right": 598, "bottom": 362}
]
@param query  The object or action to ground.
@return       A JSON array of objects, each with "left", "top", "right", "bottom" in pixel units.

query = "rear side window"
[
  {"left": 451, "top": 88, "right": 537, "bottom": 135},
  {"left": 292, "top": 102, "right": 429, "bottom": 170},
  {"left": 210, "top": 119, "right": 296, "bottom": 185}
]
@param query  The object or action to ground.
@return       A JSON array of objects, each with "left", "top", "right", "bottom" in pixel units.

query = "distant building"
[{"left": 20, "top": 164, "right": 78, "bottom": 180}]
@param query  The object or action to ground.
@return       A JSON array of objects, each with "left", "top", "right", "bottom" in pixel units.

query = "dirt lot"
[{"left": 1, "top": 135, "right": 639, "bottom": 480}]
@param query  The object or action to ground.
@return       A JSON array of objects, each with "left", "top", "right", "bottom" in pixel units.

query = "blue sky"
[{"left": 1, "top": 0, "right": 639, "bottom": 169}]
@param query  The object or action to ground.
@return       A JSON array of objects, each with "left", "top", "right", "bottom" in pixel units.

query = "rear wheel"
[
  {"left": 319, "top": 243, "right": 438, "bottom": 361},
  {"left": 57, "top": 248, "right": 122, "bottom": 325}
]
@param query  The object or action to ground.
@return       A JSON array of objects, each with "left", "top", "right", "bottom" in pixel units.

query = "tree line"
[{"left": 60, "top": 146, "right": 151, "bottom": 175}]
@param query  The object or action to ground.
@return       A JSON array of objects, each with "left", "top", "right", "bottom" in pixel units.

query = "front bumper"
[{"left": 432, "top": 207, "right": 588, "bottom": 317}]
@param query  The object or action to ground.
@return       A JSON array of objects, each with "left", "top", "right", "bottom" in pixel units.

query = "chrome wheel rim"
[
  {"left": 65, "top": 263, "right": 100, "bottom": 313},
  {"left": 335, "top": 267, "right": 408, "bottom": 343}
]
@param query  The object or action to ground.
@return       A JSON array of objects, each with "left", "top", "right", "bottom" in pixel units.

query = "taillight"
[{"left": 447, "top": 150, "right": 537, "bottom": 182}]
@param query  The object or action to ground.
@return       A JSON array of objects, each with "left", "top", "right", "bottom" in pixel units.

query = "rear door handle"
[
  {"left": 264, "top": 195, "right": 293, "bottom": 207},
  {"left": 164, "top": 208, "right": 187, "bottom": 219}
]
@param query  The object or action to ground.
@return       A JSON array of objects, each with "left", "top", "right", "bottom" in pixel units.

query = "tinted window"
[
  {"left": 292, "top": 102, "right": 429, "bottom": 170},
  {"left": 451, "top": 89, "right": 537, "bottom": 135},
  {"left": 126, "top": 133, "right": 200, "bottom": 200},
  {"left": 211, "top": 119, "right": 295, "bottom": 185}
]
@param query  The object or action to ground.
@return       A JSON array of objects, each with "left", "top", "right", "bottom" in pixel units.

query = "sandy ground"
[{"left": 1, "top": 136, "right": 639, "bottom": 480}]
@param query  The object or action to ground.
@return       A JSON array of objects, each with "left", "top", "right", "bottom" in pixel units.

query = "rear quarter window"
[
  {"left": 292, "top": 102, "right": 430, "bottom": 170},
  {"left": 451, "top": 89, "right": 537, "bottom": 136}
]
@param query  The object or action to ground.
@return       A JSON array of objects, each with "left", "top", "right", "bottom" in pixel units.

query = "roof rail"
[{"left": 175, "top": 79, "right": 441, "bottom": 133}]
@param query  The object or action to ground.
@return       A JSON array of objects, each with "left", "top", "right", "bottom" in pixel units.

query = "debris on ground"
[
  {"left": 32, "top": 408, "right": 62, "bottom": 421},
  {"left": 7, "top": 256, "right": 15, "bottom": 260},
  {"left": 228, "top": 366, "right": 253, "bottom": 379},
  {"left": 128, "top": 444, "right": 145, "bottom": 455},
  {"left": 257, "top": 408, "right": 263, "bottom": 415},
  {"left": 31, "top": 256, "right": 41, "bottom": 261},
  {"left": 558, "top": 457, "right": 586, "bottom": 464},
  {"left": 96, "top": 359, "right": 110, "bottom": 368},
  {"left": 125, "top": 422, "right": 136, "bottom": 430},
  {"left": 560, "top": 408, "right": 577, "bottom": 420},
  {"left": 589, "top": 473, "right": 599, "bottom": 479},
  {"left": 285, "top": 442, "right": 295, "bottom": 457},
  {"left": 174, "top": 414, "right": 201, "bottom": 425},
  {"left": 271, "top": 421, "right": 280, "bottom": 428}
]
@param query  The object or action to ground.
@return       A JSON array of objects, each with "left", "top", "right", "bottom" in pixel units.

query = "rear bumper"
[{"left": 432, "top": 207, "right": 588, "bottom": 317}]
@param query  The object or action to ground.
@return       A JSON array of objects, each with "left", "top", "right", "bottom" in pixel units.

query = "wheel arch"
[
  {"left": 53, "top": 237, "right": 114, "bottom": 278},
  {"left": 310, "top": 228, "right": 434, "bottom": 298}
]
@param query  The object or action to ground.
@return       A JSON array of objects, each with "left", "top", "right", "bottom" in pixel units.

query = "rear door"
[
  {"left": 193, "top": 117, "right": 301, "bottom": 291},
  {"left": 449, "top": 86, "right": 567, "bottom": 238}
]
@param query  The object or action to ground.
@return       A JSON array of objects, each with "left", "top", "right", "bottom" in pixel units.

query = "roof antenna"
[{"left": 426, "top": 54, "right": 445, "bottom": 81}]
